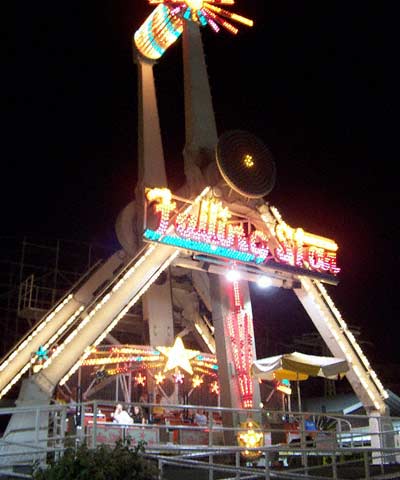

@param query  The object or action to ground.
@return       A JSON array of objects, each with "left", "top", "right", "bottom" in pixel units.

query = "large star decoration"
[{"left": 157, "top": 337, "right": 199, "bottom": 375}]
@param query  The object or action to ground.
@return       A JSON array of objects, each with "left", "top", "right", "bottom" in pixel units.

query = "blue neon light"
[
  {"left": 198, "top": 11, "right": 208, "bottom": 26},
  {"left": 147, "top": 24, "right": 165, "bottom": 56},
  {"left": 164, "top": 16, "right": 182, "bottom": 39},
  {"left": 144, "top": 229, "right": 257, "bottom": 263}
]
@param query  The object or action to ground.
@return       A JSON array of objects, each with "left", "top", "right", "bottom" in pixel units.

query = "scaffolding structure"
[{"left": 0, "top": 237, "right": 113, "bottom": 358}]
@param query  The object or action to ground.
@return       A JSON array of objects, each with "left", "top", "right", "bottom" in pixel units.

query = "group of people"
[
  {"left": 111, "top": 395, "right": 209, "bottom": 427},
  {"left": 112, "top": 403, "right": 145, "bottom": 425},
  {"left": 111, "top": 392, "right": 167, "bottom": 425}
]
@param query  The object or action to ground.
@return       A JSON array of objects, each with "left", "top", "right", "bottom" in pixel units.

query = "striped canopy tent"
[{"left": 251, "top": 352, "right": 349, "bottom": 410}]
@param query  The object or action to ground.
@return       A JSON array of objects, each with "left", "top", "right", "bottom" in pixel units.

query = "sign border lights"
[{"left": 143, "top": 187, "right": 340, "bottom": 277}]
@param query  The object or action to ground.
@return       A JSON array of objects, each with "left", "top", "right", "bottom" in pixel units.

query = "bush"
[{"left": 33, "top": 440, "right": 159, "bottom": 480}]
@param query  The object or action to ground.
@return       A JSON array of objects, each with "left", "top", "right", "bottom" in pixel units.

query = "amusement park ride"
[{"left": 0, "top": 0, "right": 390, "bottom": 457}]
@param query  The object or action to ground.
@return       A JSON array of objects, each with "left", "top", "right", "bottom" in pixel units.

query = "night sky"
[{"left": 4, "top": 2, "right": 399, "bottom": 369}]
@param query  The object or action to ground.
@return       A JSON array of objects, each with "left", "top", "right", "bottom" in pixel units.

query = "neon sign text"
[{"left": 144, "top": 188, "right": 340, "bottom": 275}]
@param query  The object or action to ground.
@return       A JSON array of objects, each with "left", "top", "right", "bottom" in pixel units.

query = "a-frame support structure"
[{"left": 0, "top": 4, "right": 390, "bottom": 465}]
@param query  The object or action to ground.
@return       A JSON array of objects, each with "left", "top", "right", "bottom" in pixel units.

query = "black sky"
[{"left": 4, "top": 2, "right": 399, "bottom": 367}]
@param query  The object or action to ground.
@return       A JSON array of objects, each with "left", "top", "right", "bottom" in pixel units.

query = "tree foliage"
[{"left": 33, "top": 440, "right": 159, "bottom": 480}]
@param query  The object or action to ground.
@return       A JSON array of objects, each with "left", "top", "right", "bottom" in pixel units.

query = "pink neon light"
[{"left": 226, "top": 280, "right": 254, "bottom": 408}]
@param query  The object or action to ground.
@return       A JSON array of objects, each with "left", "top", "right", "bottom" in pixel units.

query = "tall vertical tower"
[
  {"left": 132, "top": 2, "right": 261, "bottom": 414},
  {"left": 181, "top": 18, "right": 261, "bottom": 417},
  {"left": 117, "top": 5, "right": 185, "bottom": 352}
]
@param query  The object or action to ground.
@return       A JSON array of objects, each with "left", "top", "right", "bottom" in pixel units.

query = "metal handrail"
[{"left": 0, "top": 401, "right": 399, "bottom": 478}]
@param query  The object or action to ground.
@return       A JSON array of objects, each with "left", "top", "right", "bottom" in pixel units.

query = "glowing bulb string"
[
  {"left": 59, "top": 248, "right": 180, "bottom": 385},
  {"left": 313, "top": 279, "right": 387, "bottom": 399},
  {"left": 226, "top": 279, "right": 254, "bottom": 408},
  {"left": 59, "top": 189, "right": 211, "bottom": 385}
]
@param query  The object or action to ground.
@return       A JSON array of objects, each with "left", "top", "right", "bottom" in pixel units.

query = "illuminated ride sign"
[{"left": 143, "top": 187, "right": 340, "bottom": 277}]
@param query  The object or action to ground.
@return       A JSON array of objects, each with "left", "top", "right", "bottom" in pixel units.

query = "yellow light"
[
  {"left": 192, "top": 374, "right": 204, "bottom": 388},
  {"left": 146, "top": 187, "right": 173, "bottom": 204},
  {"left": 155, "top": 371, "right": 165, "bottom": 384},
  {"left": 237, "top": 418, "right": 264, "bottom": 459},
  {"left": 0, "top": 295, "right": 72, "bottom": 374},
  {"left": 134, "top": 372, "right": 146, "bottom": 386},
  {"left": 302, "top": 277, "right": 387, "bottom": 412},
  {"left": 204, "top": 4, "right": 254, "bottom": 27},
  {"left": 243, "top": 154, "right": 254, "bottom": 168},
  {"left": 158, "top": 337, "right": 199, "bottom": 375},
  {"left": 301, "top": 231, "right": 338, "bottom": 252},
  {"left": 61, "top": 190, "right": 212, "bottom": 386},
  {"left": 187, "top": 0, "right": 203, "bottom": 9},
  {"left": 210, "top": 380, "right": 220, "bottom": 394}
]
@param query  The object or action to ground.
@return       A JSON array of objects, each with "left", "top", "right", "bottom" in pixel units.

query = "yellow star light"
[
  {"left": 157, "top": 337, "right": 199, "bottom": 375},
  {"left": 155, "top": 371, "right": 166, "bottom": 384},
  {"left": 192, "top": 374, "right": 204, "bottom": 388},
  {"left": 210, "top": 380, "right": 220, "bottom": 394},
  {"left": 134, "top": 372, "right": 146, "bottom": 386}
]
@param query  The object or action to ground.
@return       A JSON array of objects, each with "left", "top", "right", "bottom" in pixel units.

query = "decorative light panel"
[
  {"left": 243, "top": 154, "right": 254, "bottom": 168},
  {"left": 237, "top": 418, "right": 264, "bottom": 459},
  {"left": 81, "top": 339, "right": 219, "bottom": 390},
  {"left": 147, "top": 0, "right": 253, "bottom": 35},
  {"left": 157, "top": 336, "right": 199, "bottom": 375},
  {"left": 134, "top": 372, "right": 147, "bottom": 386},
  {"left": 210, "top": 380, "right": 220, "bottom": 395},
  {"left": 144, "top": 187, "right": 340, "bottom": 276},
  {"left": 192, "top": 374, "right": 204, "bottom": 388},
  {"left": 155, "top": 371, "right": 166, "bottom": 384},
  {"left": 134, "top": 4, "right": 184, "bottom": 60},
  {"left": 226, "top": 280, "right": 254, "bottom": 408}
]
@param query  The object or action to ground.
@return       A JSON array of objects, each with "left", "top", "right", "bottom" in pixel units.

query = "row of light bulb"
[
  {"left": 59, "top": 187, "right": 212, "bottom": 386},
  {"left": 259, "top": 201, "right": 387, "bottom": 412},
  {"left": 302, "top": 278, "right": 386, "bottom": 413}
]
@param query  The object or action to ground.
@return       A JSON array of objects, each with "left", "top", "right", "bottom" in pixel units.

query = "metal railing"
[{"left": 0, "top": 401, "right": 399, "bottom": 479}]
